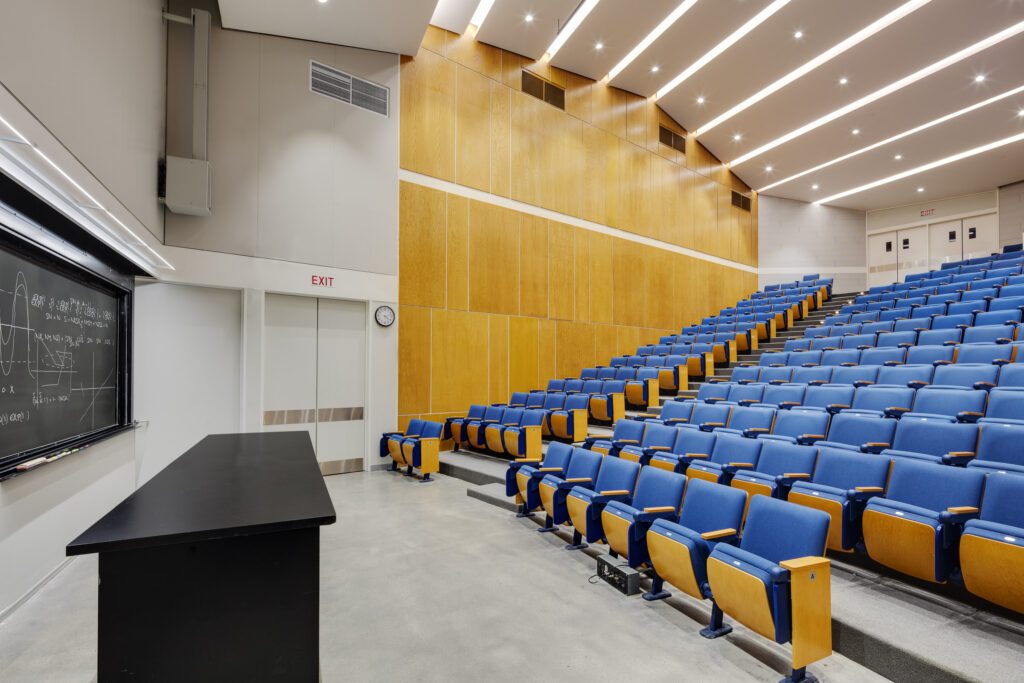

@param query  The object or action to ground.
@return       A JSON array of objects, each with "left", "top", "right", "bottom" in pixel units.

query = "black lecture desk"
[{"left": 67, "top": 432, "right": 336, "bottom": 682}]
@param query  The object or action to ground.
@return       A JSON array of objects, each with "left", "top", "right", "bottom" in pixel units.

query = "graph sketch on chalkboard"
[{"left": 1, "top": 244, "right": 121, "bottom": 463}]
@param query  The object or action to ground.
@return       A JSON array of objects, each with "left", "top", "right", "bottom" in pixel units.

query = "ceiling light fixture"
[
  {"left": 816, "top": 131, "right": 1024, "bottom": 204},
  {"left": 0, "top": 114, "right": 173, "bottom": 271},
  {"left": 651, "top": 65, "right": 660, "bottom": 73},
  {"left": 975, "top": 74, "right": 986, "bottom": 83},
  {"left": 917, "top": 187, "right": 925, "bottom": 192},
  {"left": 696, "top": 96, "right": 706, "bottom": 104},
  {"left": 852, "top": 128, "right": 860, "bottom": 135},
  {"left": 812, "top": 184, "right": 819, "bottom": 190},
  {"left": 694, "top": 0, "right": 930, "bottom": 136},
  {"left": 733, "top": 134, "right": 742, "bottom": 141},
  {"left": 793, "top": 30, "right": 803, "bottom": 39},
  {"left": 317, "top": 0, "right": 328, "bottom": 4},
  {"left": 544, "top": 0, "right": 601, "bottom": 59},
  {"left": 656, "top": 0, "right": 791, "bottom": 99},
  {"left": 765, "top": 165, "right": 774, "bottom": 172},
  {"left": 757, "top": 82, "right": 1024, "bottom": 192},
  {"left": 604, "top": 0, "right": 699, "bottom": 82},
  {"left": 525, "top": 13, "right": 534, "bottom": 23},
  {"left": 467, "top": 0, "right": 496, "bottom": 31},
  {"left": 595, "top": 41, "right": 604, "bottom": 50},
  {"left": 731, "top": 19, "right": 1024, "bottom": 167}
]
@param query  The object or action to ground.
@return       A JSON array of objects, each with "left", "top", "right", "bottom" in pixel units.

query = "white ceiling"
[
  {"left": 217, "top": 0, "right": 438, "bottom": 56},
  {"left": 438, "top": 0, "right": 1024, "bottom": 211}
]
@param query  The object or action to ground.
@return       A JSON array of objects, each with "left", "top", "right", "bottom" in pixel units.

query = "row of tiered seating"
[
  {"left": 757, "top": 341, "right": 1024, "bottom": 368},
  {"left": 789, "top": 321, "right": 1022, "bottom": 351},
  {"left": 505, "top": 441, "right": 834, "bottom": 682}
]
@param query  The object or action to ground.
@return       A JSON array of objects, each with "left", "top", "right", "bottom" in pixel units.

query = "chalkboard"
[{"left": 0, "top": 241, "right": 122, "bottom": 463}]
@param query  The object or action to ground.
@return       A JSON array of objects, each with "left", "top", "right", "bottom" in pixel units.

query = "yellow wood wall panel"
[
  {"left": 548, "top": 220, "right": 576, "bottom": 321},
  {"left": 510, "top": 90, "right": 545, "bottom": 209},
  {"left": 430, "top": 308, "right": 489, "bottom": 414},
  {"left": 509, "top": 316, "right": 540, "bottom": 392},
  {"left": 488, "top": 314, "right": 509, "bottom": 403},
  {"left": 580, "top": 124, "right": 618, "bottom": 227},
  {"left": 625, "top": 93, "right": 647, "bottom": 148},
  {"left": 489, "top": 81, "right": 511, "bottom": 197},
  {"left": 468, "top": 200, "right": 520, "bottom": 315},
  {"left": 573, "top": 231, "right": 591, "bottom": 322},
  {"left": 617, "top": 139, "right": 651, "bottom": 238},
  {"left": 398, "top": 182, "right": 447, "bottom": 308},
  {"left": 420, "top": 25, "right": 447, "bottom": 56},
  {"left": 592, "top": 81, "right": 626, "bottom": 139},
  {"left": 455, "top": 65, "right": 492, "bottom": 192},
  {"left": 692, "top": 178, "right": 719, "bottom": 257},
  {"left": 676, "top": 165, "right": 695, "bottom": 250},
  {"left": 446, "top": 30, "right": 501, "bottom": 81},
  {"left": 556, "top": 321, "right": 596, "bottom": 380},
  {"left": 538, "top": 319, "right": 556, "bottom": 382},
  {"left": 400, "top": 48, "right": 455, "bottom": 181},
  {"left": 446, "top": 193, "right": 469, "bottom": 311},
  {"left": 501, "top": 50, "right": 526, "bottom": 90},
  {"left": 398, "top": 305, "right": 431, "bottom": 415},
  {"left": 612, "top": 240, "right": 643, "bottom": 327},
  {"left": 519, "top": 214, "right": 549, "bottom": 318},
  {"left": 565, "top": 71, "right": 592, "bottom": 123},
  {"left": 594, "top": 324, "right": 619, "bottom": 365},
  {"left": 588, "top": 233, "right": 614, "bottom": 324}
]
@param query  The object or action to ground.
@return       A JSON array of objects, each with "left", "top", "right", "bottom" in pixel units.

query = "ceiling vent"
[{"left": 310, "top": 60, "right": 389, "bottom": 117}]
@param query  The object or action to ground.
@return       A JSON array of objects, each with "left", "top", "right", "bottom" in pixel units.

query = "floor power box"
[{"left": 596, "top": 555, "right": 643, "bottom": 595}]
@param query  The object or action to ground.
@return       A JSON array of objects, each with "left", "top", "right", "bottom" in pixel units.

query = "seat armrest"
[
  {"left": 665, "top": 418, "right": 690, "bottom": 424},
  {"left": 727, "top": 462, "right": 754, "bottom": 470},
  {"left": 684, "top": 452, "right": 709, "bottom": 459},
  {"left": 564, "top": 477, "right": 592, "bottom": 483},
  {"left": 933, "top": 359, "right": 951, "bottom": 366},
  {"left": 852, "top": 380, "right": 874, "bottom": 388},
  {"left": 973, "top": 381, "right": 995, "bottom": 390},
  {"left": 600, "top": 489, "right": 631, "bottom": 496},
  {"left": 861, "top": 442, "right": 889, "bottom": 454},
  {"left": 538, "top": 467, "right": 563, "bottom": 472},
  {"left": 644, "top": 446, "right": 671, "bottom": 452},
  {"left": 796, "top": 434, "right": 824, "bottom": 445},
  {"left": 947, "top": 506, "right": 979, "bottom": 514},
  {"left": 634, "top": 413, "right": 658, "bottom": 419},
  {"left": 742, "top": 428, "right": 770, "bottom": 437},
  {"left": 615, "top": 439, "right": 640, "bottom": 445},
  {"left": 782, "top": 472, "right": 811, "bottom": 479},
  {"left": 907, "top": 380, "right": 928, "bottom": 389},
  {"left": 883, "top": 406, "right": 909, "bottom": 418},
  {"left": 701, "top": 528, "right": 738, "bottom": 541},
  {"left": 826, "top": 403, "right": 850, "bottom": 415},
  {"left": 942, "top": 451, "right": 976, "bottom": 465},
  {"left": 850, "top": 486, "right": 883, "bottom": 501},
  {"left": 643, "top": 506, "right": 677, "bottom": 513},
  {"left": 944, "top": 505, "right": 981, "bottom": 525},
  {"left": 957, "top": 411, "right": 983, "bottom": 423},
  {"left": 514, "top": 458, "right": 543, "bottom": 464}
]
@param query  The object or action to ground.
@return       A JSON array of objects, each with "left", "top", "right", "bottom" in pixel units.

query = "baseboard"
[{"left": 0, "top": 557, "right": 74, "bottom": 624}]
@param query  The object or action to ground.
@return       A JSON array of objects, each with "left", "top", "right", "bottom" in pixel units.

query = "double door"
[
  {"left": 263, "top": 294, "right": 367, "bottom": 474},
  {"left": 867, "top": 227, "right": 927, "bottom": 288}
]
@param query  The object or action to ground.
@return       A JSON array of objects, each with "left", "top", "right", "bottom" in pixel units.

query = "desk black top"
[{"left": 67, "top": 432, "right": 336, "bottom": 556}]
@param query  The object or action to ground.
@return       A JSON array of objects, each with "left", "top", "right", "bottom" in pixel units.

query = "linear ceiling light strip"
[
  {"left": 730, "top": 19, "right": 1024, "bottom": 167},
  {"left": 545, "top": 0, "right": 602, "bottom": 60},
  {"left": 655, "top": 0, "right": 791, "bottom": 99},
  {"left": 759, "top": 82, "right": 1024, "bottom": 192},
  {"left": 467, "top": 0, "right": 496, "bottom": 31},
  {"left": 695, "top": 0, "right": 931, "bottom": 136},
  {"left": 815, "top": 131, "right": 1024, "bottom": 204},
  {"left": 604, "top": 0, "right": 700, "bottom": 82}
]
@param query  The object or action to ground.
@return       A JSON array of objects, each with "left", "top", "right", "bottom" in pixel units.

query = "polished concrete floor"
[{"left": 0, "top": 471, "right": 888, "bottom": 682}]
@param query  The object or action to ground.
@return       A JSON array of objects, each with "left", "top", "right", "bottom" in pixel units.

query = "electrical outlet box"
[
  {"left": 596, "top": 555, "right": 642, "bottom": 595},
  {"left": 164, "top": 156, "right": 210, "bottom": 216}
]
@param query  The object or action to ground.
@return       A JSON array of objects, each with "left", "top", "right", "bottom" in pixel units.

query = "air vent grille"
[
  {"left": 658, "top": 125, "right": 686, "bottom": 153},
  {"left": 310, "top": 60, "right": 389, "bottom": 117},
  {"left": 522, "top": 70, "right": 565, "bottom": 111},
  {"left": 731, "top": 190, "right": 752, "bottom": 212}
]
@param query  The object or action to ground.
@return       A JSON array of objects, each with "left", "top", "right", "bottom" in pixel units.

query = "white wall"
[
  {"left": 757, "top": 195, "right": 867, "bottom": 293},
  {"left": 133, "top": 282, "right": 243, "bottom": 484},
  {"left": 866, "top": 191, "right": 998, "bottom": 232},
  {"left": 163, "top": 0, "right": 399, "bottom": 277},
  {"left": 0, "top": 0, "right": 167, "bottom": 240},
  {"left": 999, "top": 180, "right": 1024, "bottom": 248},
  {"left": 0, "top": 432, "right": 135, "bottom": 617}
]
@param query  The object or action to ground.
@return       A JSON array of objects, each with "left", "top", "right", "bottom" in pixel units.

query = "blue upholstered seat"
[
  {"left": 602, "top": 467, "right": 687, "bottom": 567},
  {"left": 960, "top": 473, "right": 1024, "bottom": 614},
  {"left": 565, "top": 456, "right": 641, "bottom": 550}
]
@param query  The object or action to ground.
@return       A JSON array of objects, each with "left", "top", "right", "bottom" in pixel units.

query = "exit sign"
[
  {"left": 311, "top": 275, "right": 335, "bottom": 287},
  {"left": 921, "top": 208, "right": 935, "bottom": 217}
]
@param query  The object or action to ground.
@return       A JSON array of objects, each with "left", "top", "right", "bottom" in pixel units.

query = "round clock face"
[{"left": 375, "top": 305, "right": 395, "bottom": 327}]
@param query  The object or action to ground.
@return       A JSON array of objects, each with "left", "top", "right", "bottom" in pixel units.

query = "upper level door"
[
  {"left": 897, "top": 225, "right": 929, "bottom": 282},
  {"left": 928, "top": 219, "right": 963, "bottom": 270},
  {"left": 963, "top": 213, "right": 998, "bottom": 259},
  {"left": 867, "top": 231, "right": 898, "bottom": 289}
]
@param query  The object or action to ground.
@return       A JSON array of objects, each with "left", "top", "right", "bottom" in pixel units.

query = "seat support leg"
[
  {"left": 642, "top": 573, "right": 671, "bottom": 601},
  {"left": 515, "top": 504, "right": 534, "bottom": 518},
  {"left": 699, "top": 601, "right": 733, "bottom": 639},
  {"left": 418, "top": 473, "right": 434, "bottom": 483},
  {"left": 537, "top": 515, "right": 557, "bottom": 532},
  {"left": 565, "top": 530, "right": 588, "bottom": 551},
  {"left": 780, "top": 667, "right": 816, "bottom": 683}
]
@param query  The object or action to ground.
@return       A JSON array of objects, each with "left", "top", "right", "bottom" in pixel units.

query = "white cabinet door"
[
  {"left": 897, "top": 225, "right": 929, "bottom": 282},
  {"left": 928, "top": 219, "right": 963, "bottom": 270},
  {"left": 963, "top": 213, "right": 998, "bottom": 259},
  {"left": 867, "top": 231, "right": 898, "bottom": 289},
  {"left": 263, "top": 294, "right": 318, "bottom": 444},
  {"left": 315, "top": 298, "right": 366, "bottom": 472}
]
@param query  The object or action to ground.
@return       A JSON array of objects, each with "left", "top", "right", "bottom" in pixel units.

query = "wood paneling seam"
[{"left": 400, "top": 169, "right": 757, "bottom": 274}]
